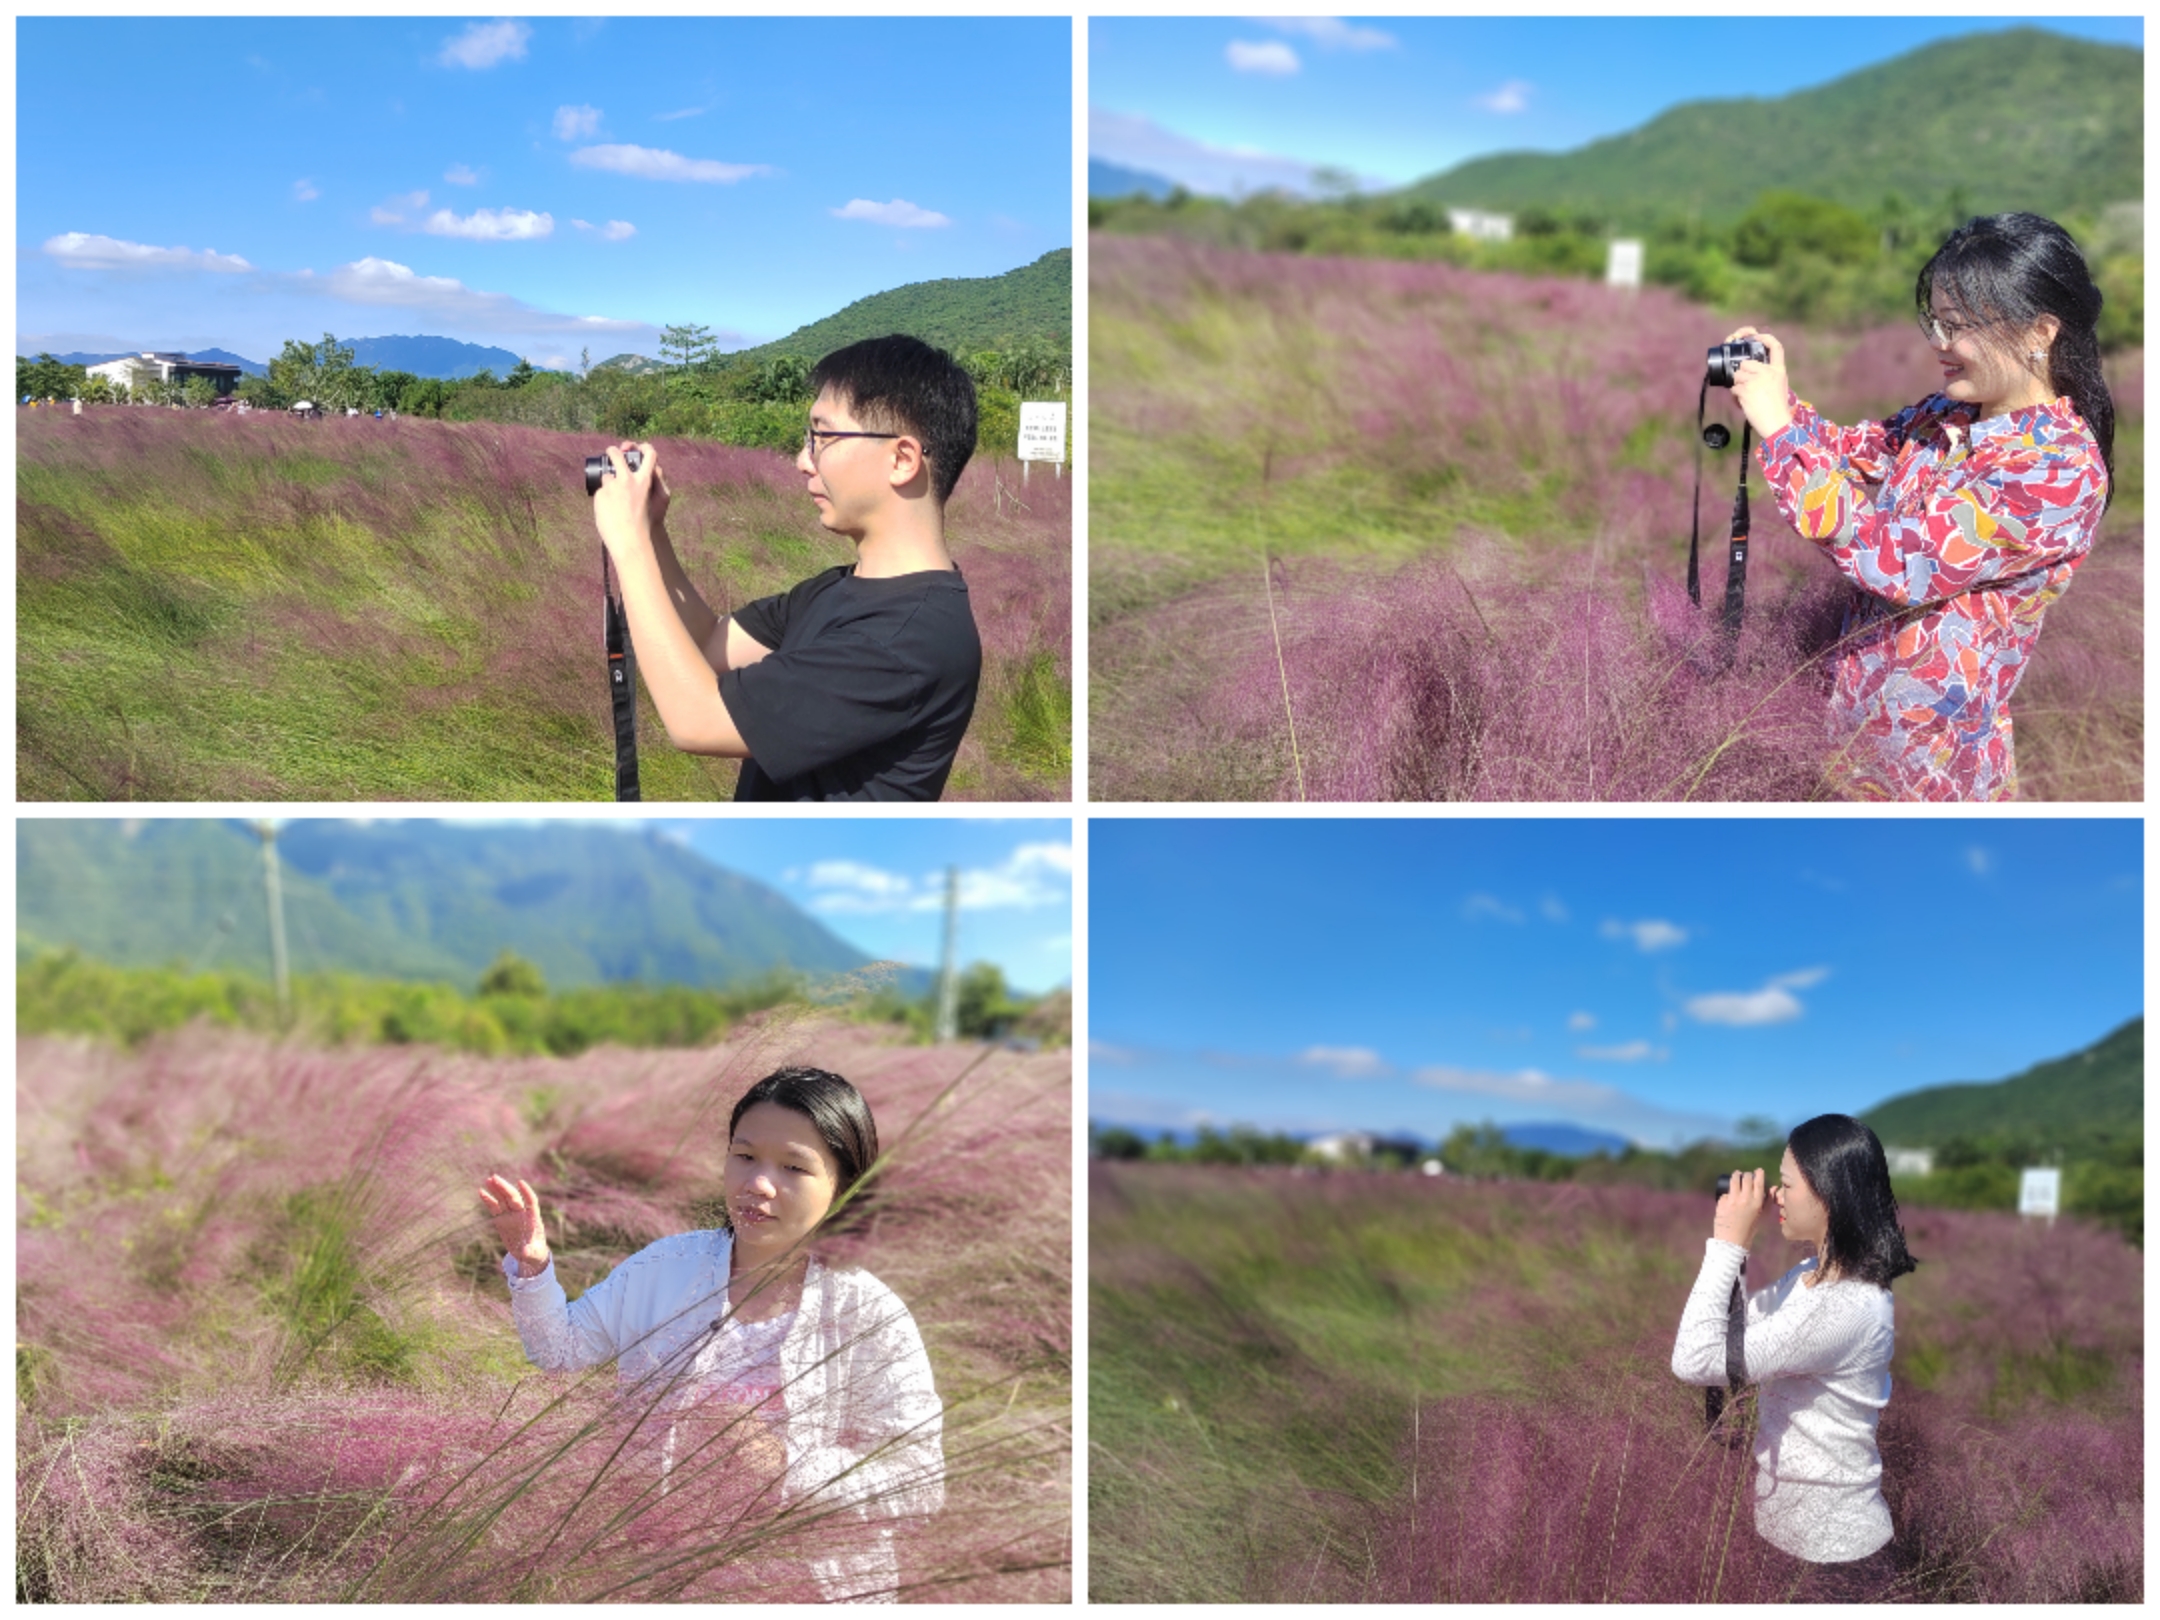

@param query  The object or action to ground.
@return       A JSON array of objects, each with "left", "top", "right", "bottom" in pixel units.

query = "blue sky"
[
  {"left": 1091, "top": 18, "right": 2144, "bottom": 195},
  {"left": 655, "top": 818, "right": 1071, "bottom": 995},
  {"left": 1090, "top": 818, "right": 2142, "bottom": 1148},
  {"left": 18, "top": 18, "right": 1070, "bottom": 368}
]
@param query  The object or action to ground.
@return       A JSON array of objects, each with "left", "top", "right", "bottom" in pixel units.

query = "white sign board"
[
  {"left": 1017, "top": 401, "right": 1066, "bottom": 464},
  {"left": 1606, "top": 238, "right": 1644, "bottom": 289},
  {"left": 2018, "top": 1167, "right": 2061, "bottom": 1217}
]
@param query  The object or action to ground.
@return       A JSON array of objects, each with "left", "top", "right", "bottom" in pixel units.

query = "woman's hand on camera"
[
  {"left": 1723, "top": 326, "right": 1795, "bottom": 440},
  {"left": 1713, "top": 1167, "right": 1767, "bottom": 1249}
]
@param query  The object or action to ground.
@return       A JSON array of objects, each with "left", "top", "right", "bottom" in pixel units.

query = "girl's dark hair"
[
  {"left": 725, "top": 1067, "right": 880, "bottom": 1229},
  {"left": 1917, "top": 212, "right": 2115, "bottom": 507},
  {"left": 1787, "top": 1114, "right": 1918, "bottom": 1291}
]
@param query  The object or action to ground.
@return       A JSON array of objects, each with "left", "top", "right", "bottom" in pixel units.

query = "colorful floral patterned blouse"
[{"left": 1757, "top": 391, "right": 2109, "bottom": 800}]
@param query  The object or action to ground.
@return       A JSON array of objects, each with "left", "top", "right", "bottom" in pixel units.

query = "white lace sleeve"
[
  {"left": 1671, "top": 1239, "right": 1749, "bottom": 1386},
  {"left": 503, "top": 1252, "right": 627, "bottom": 1372},
  {"left": 795, "top": 1282, "right": 945, "bottom": 1522}
]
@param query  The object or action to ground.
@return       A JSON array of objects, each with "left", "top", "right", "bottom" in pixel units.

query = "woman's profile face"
[
  {"left": 1774, "top": 1145, "right": 1831, "bottom": 1253},
  {"left": 725, "top": 1101, "right": 842, "bottom": 1253},
  {"left": 1926, "top": 294, "right": 2053, "bottom": 412}
]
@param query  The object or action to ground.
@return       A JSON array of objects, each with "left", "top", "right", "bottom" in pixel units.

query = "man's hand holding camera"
[
  {"left": 1721, "top": 326, "right": 1794, "bottom": 440},
  {"left": 1714, "top": 1167, "right": 1768, "bottom": 1248},
  {"left": 592, "top": 441, "right": 671, "bottom": 563}
]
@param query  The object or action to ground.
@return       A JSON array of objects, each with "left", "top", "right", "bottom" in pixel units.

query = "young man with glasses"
[{"left": 591, "top": 334, "right": 981, "bottom": 800}]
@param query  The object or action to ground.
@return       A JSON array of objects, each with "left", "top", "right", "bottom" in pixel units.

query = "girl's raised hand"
[
  {"left": 479, "top": 1174, "right": 551, "bottom": 1275},
  {"left": 1713, "top": 1168, "right": 1767, "bottom": 1249},
  {"left": 1723, "top": 325, "right": 1794, "bottom": 440}
]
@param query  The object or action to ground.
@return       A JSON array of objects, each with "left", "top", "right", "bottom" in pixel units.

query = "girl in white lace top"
[
  {"left": 479, "top": 1066, "right": 943, "bottom": 1602},
  {"left": 1672, "top": 1114, "right": 1917, "bottom": 1571}
]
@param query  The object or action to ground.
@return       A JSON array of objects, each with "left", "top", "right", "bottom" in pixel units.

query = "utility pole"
[
  {"left": 933, "top": 865, "right": 960, "bottom": 1043},
  {"left": 255, "top": 820, "right": 291, "bottom": 1027}
]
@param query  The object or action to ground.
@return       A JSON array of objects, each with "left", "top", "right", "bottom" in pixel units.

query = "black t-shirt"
[{"left": 721, "top": 564, "right": 980, "bottom": 801}]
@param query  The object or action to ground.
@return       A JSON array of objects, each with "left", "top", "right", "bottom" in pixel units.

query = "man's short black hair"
[{"left": 810, "top": 334, "right": 977, "bottom": 505}]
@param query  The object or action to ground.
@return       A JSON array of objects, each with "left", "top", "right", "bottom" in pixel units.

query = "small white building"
[
  {"left": 1884, "top": 1146, "right": 1935, "bottom": 1177},
  {"left": 84, "top": 351, "right": 243, "bottom": 397},
  {"left": 1307, "top": 1131, "right": 1375, "bottom": 1164},
  {"left": 1448, "top": 208, "right": 1513, "bottom": 243}
]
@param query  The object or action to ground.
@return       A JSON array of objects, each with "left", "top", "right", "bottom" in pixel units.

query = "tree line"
[
  {"left": 1091, "top": 184, "right": 2144, "bottom": 344},
  {"left": 15, "top": 325, "right": 1076, "bottom": 459},
  {"left": 18, "top": 946, "right": 1069, "bottom": 1058}
]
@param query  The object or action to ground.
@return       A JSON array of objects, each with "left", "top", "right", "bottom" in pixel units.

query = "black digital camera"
[
  {"left": 582, "top": 446, "right": 643, "bottom": 496},
  {"left": 1703, "top": 339, "right": 1769, "bottom": 389}
]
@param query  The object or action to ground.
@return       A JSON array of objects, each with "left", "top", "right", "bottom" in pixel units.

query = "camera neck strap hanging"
[
  {"left": 1703, "top": 1264, "right": 1749, "bottom": 1437},
  {"left": 1689, "top": 379, "right": 1754, "bottom": 642},
  {"left": 602, "top": 545, "right": 641, "bottom": 802}
]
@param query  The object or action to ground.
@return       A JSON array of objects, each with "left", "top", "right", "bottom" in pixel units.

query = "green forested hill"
[
  {"left": 1406, "top": 28, "right": 2141, "bottom": 225},
  {"left": 738, "top": 249, "right": 1072, "bottom": 361},
  {"left": 1863, "top": 1019, "right": 2143, "bottom": 1147}
]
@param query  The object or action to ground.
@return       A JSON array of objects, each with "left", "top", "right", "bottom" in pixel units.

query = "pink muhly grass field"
[
  {"left": 1091, "top": 1163, "right": 2141, "bottom": 1604},
  {"left": 17, "top": 409, "right": 1070, "bottom": 800},
  {"left": 1089, "top": 235, "right": 2142, "bottom": 801},
  {"left": 16, "top": 1018, "right": 1071, "bottom": 1601}
]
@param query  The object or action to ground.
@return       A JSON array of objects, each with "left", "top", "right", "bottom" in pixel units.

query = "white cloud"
[
  {"left": 831, "top": 198, "right": 953, "bottom": 229},
  {"left": 570, "top": 144, "right": 769, "bottom": 183},
  {"left": 653, "top": 106, "right": 706, "bottom": 122},
  {"left": 1089, "top": 1041, "right": 1140, "bottom": 1068},
  {"left": 573, "top": 218, "right": 637, "bottom": 241},
  {"left": 1965, "top": 845, "right": 1995, "bottom": 877},
  {"left": 292, "top": 179, "right": 320, "bottom": 203},
  {"left": 794, "top": 843, "right": 1072, "bottom": 917},
  {"left": 1685, "top": 986, "right": 1804, "bottom": 1027},
  {"left": 44, "top": 233, "right": 252, "bottom": 273},
  {"left": 553, "top": 104, "right": 603, "bottom": 141},
  {"left": 1578, "top": 1041, "right": 1666, "bottom": 1063},
  {"left": 438, "top": 20, "right": 530, "bottom": 70},
  {"left": 1254, "top": 17, "right": 1398, "bottom": 50},
  {"left": 443, "top": 163, "right": 481, "bottom": 186},
  {"left": 1227, "top": 40, "right": 1302, "bottom": 75},
  {"left": 1475, "top": 79, "right": 1534, "bottom": 114},
  {"left": 1601, "top": 917, "right": 1689, "bottom": 952},
  {"left": 423, "top": 207, "right": 554, "bottom": 241},
  {"left": 1298, "top": 1046, "right": 1391, "bottom": 1079},
  {"left": 316, "top": 257, "right": 649, "bottom": 336},
  {"left": 1539, "top": 894, "right": 1570, "bottom": 923},
  {"left": 1090, "top": 106, "right": 1327, "bottom": 198},
  {"left": 1567, "top": 1011, "right": 1597, "bottom": 1032},
  {"left": 1462, "top": 893, "right": 1524, "bottom": 924}
]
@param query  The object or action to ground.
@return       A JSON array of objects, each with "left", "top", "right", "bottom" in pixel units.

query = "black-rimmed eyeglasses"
[{"left": 803, "top": 425, "right": 902, "bottom": 458}]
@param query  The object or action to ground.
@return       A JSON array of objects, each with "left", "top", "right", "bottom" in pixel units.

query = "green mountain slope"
[
  {"left": 1406, "top": 28, "right": 2141, "bottom": 224},
  {"left": 17, "top": 821, "right": 876, "bottom": 991},
  {"left": 738, "top": 249, "right": 1072, "bottom": 362},
  {"left": 1862, "top": 1019, "right": 2142, "bottom": 1146}
]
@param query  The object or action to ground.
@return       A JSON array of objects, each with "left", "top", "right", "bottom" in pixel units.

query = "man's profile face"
[{"left": 798, "top": 386, "right": 898, "bottom": 540}]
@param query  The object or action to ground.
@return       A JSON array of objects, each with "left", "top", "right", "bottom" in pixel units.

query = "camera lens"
[
  {"left": 1715, "top": 1173, "right": 1733, "bottom": 1197},
  {"left": 582, "top": 446, "right": 644, "bottom": 497}
]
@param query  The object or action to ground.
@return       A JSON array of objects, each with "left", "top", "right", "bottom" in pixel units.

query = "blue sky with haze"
[
  {"left": 1092, "top": 18, "right": 2143, "bottom": 196},
  {"left": 1091, "top": 819, "right": 2141, "bottom": 1147},
  {"left": 18, "top": 18, "right": 1070, "bottom": 368}
]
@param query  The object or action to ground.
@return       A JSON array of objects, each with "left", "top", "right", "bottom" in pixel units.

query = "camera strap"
[
  {"left": 1704, "top": 1269, "right": 1749, "bottom": 1436},
  {"left": 1689, "top": 381, "right": 1754, "bottom": 640},
  {"left": 602, "top": 545, "right": 641, "bottom": 802}
]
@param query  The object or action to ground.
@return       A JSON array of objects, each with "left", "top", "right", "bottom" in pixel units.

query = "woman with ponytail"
[
  {"left": 1719, "top": 212, "right": 2114, "bottom": 800},
  {"left": 1673, "top": 1116, "right": 1920, "bottom": 1596}
]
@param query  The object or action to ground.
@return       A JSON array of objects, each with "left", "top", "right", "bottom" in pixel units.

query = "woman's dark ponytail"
[{"left": 1917, "top": 212, "right": 2116, "bottom": 509}]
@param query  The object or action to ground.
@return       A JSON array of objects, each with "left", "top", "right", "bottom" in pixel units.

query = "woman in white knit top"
[
  {"left": 1672, "top": 1114, "right": 1917, "bottom": 1580},
  {"left": 478, "top": 1066, "right": 943, "bottom": 1602}
]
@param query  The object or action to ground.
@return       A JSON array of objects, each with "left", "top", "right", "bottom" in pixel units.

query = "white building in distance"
[
  {"left": 1884, "top": 1146, "right": 1935, "bottom": 1177},
  {"left": 84, "top": 351, "right": 243, "bottom": 396},
  {"left": 1448, "top": 208, "right": 1513, "bottom": 242}
]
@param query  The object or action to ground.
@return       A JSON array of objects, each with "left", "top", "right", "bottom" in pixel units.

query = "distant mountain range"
[
  {"left": 31, "top": 336, "right": 533, "bottom": 381},
  {"left": 1089, "top": 160, "right": 1177, "bottom": 201},
  {"left": 1402, "top": 28, "right": 2141, "bottom": 225},
  {"left": 16, "top": 820, "right": 925, "bottom": 995}
]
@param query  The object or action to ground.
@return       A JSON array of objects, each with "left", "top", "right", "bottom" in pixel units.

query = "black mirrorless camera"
[
  {"left": 1703, "top": 338, "right": 1769, "bottom": 390},
  {"left": 582, "top": 446, "right": 643, "bottom": 496}
]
